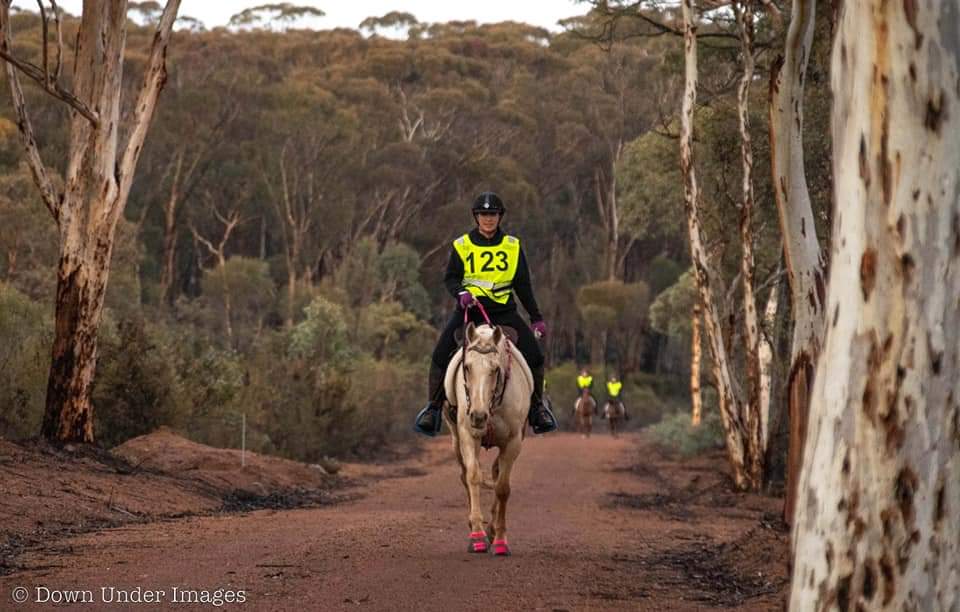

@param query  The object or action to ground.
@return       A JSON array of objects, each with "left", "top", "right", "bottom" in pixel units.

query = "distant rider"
[
  {"left": 577, "top": 369, "right": 593, "bottom": 397},
  {"left": 606, "top": 375, "right": 624, "bottom": 417}
]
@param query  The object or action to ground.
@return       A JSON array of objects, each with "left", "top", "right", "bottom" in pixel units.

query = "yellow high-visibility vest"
[
  {"left": 607, "top": 381, "right": 622, "bottom": 398},
  {"left": 577, "top": 375, "right": 593, "bottom": 389},
  {"left": 453, "top": 233, "right": 521, "bottom": 305}
]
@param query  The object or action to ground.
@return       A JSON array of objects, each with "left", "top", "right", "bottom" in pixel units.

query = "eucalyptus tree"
[
  {"left": 0, "top": 0, "right": 181, "bottom": 442},
  {"left": 791, "top": 1, "right": 960, "bottom": 607}
]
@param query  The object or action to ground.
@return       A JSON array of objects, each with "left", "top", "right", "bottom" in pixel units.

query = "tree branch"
[
  {"left": 36, "top": 1, "right": 47, "bottom": 84},
  {"left": 50, "top": 0, "right": 61, "bottom": 82},
  {"left": 115, "top": 0, "right": 182, "bottom": 217},
  {"left": 0, "top": 1, "right": 98, "bottom": 125},
  {"left": 0, "top": 0, "right": 60, "bottom": 222}
]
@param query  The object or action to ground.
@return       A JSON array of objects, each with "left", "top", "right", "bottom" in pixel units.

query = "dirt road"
[{"left": 1, "top": 433, "right": 788, "bottom": 611}]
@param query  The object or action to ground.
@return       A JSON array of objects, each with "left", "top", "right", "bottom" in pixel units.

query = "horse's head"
[{"left": 462, "top": 322, "right": 508, "bottom": 433}]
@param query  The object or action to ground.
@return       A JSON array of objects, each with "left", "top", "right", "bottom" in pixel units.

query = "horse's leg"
[
  {"left": 486, "top": 455, "right": 501, "bottom": 541},
  {"left": 459, "top": 432, "right": 487, "bottom": 553},
  {"left": 491, "top": 436, "right": 521, "bottom": 556},
  {"left": 450, "top": 428, "right": 470, "bottom": 504}
]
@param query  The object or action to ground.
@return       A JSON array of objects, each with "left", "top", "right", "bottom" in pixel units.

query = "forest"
[
  {"left": 0, "top": 3, "right": 830, "bottom": 461},
  {"left": 0, "top": 1, "right": 957, "bottom": 608}
]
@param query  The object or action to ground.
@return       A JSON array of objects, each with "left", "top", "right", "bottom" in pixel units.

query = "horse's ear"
[
  {"left": 492, "top": 326, "right": 503, "bottom": 345},
  {"left": 465, "top": 321, "right": 476, "bottom": 343}
]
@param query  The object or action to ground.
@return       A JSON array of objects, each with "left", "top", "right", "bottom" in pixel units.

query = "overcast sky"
[{"left": 14, "top": 1, "right": 584, "bottom": 31}]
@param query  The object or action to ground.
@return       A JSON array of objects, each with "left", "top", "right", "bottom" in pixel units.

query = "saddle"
[{"left": 453, "top": 325, "right": 519, "bottom": 345}]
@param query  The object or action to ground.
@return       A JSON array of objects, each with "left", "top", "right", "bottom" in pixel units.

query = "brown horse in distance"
[{"left": 573, "top": 387, "right": 596, "bottom": 438}]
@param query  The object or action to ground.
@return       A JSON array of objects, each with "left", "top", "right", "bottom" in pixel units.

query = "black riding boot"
[
  {"left": 414, "top": 362, "right": 446, "bottom": 436},
  {"left": 528, "top": 366, "right": 558, "bottom": 434}
]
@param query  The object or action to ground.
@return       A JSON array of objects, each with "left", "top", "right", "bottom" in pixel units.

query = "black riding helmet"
[{"left": 471, "top": 192, "right": 506, "bottom": 215}]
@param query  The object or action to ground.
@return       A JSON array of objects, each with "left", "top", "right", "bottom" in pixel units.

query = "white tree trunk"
[
  {"left": 769, "top": 0, "right": 826, "bottom": 523},
  {"left": 791, "top": 2, "right": 960, "bottom": 608},
  {"left": 680, "top": 0, "right": 753, "bottom": 490},
  {"left": 159, "top": 151, "right": 184, "bottom": 304},
  {"left": 734, "top": 0, "right": 765, "bottom": 482},
  {"left": 691, "top": 299, "right": 702, "bottom": 426},
  {"left": 758, "top": 276, "right": 780, "bottom": 451}
]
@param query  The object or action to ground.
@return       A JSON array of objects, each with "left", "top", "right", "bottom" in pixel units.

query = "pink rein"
[
  {"left": 461, "top": 300, "right": 513, "bottom": 447},
  {"left": 464, "top": 299, "right": 492, "bottom": 325}
]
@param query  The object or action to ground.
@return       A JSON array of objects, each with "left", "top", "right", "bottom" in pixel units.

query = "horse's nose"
[{"left": 469, "top": 410, "right": 488, "bottom": 429}]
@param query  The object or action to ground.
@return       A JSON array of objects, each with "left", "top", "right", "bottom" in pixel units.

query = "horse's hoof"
[
  {"left": 492, "top": 539, "right": 511, "bottom": 556},
  {"left": 468, "top": 531, "right": 488, "bottom": 553}
]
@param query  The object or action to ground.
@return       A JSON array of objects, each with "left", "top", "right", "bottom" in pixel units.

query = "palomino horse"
[
  {"left": 442, "top": 322, "right": 533, "bottom": 556},
  {"left": 603, "top": 399, "right": 626, "bottom": 437},
  {"left": 573, "top": 387, "right": 596, "bottom": 438}
]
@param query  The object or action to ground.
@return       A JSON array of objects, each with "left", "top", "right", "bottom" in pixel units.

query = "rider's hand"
[
  {"left": 531, "top": 320, "right": 547, "bottom": 338},
  {"left": 458, "top": 291, "right": 476, "bottom": 309}
]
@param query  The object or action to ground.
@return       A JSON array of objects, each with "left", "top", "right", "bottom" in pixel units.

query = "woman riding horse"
[
  {"left": 604, "top": 375, "right": 627, "bottom": 436},
  {"left": 414, "top": 192, "right": 558, "bottom": 437}
]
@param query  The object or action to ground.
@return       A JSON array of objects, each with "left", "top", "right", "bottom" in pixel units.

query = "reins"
[{"left": 460, "top": 299, "right": 511, "bottom": 415}]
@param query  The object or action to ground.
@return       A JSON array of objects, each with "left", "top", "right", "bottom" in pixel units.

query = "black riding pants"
[{"left": 430, "top": 307, "right": 545, "bottom": 372}]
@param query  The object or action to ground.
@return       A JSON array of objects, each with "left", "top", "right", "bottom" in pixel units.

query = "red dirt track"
[{"left": 1, "top": 433, "right": 788, "bottom": 611}]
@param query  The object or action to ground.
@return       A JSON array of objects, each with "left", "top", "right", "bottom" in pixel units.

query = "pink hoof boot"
[
  {"left": 468, "top": 531, "right": 488, "bottom": 553},
  {"left": 492, "top": 539, "right": 511, "bottom": 556}
]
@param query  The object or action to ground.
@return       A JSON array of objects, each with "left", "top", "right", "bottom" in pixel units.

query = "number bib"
[{"left": 453, "top": 233, "right": 521, "bottom": 304}]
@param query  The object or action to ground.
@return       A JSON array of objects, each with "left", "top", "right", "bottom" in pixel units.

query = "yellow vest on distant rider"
[
  {"left": 607, "top": 381, "right": 622, "bottom": 398},
  {"left": 453, "top": 233, "right": 520, "bottom": 305},
  {"left": 577, "top": 375, "right": 593, "bottom": 389}
]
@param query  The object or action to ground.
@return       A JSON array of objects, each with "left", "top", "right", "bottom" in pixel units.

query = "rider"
[
  {"left": 577, "top": 369, "right": 593, "bottom": 396},
  {"left": 414, "top": 192, "right": 559, "bottom": 436},
  {"left": 605, "top": 375, "right": 624, "bottom": 414}
]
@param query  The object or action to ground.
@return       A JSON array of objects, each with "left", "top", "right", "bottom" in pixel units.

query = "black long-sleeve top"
[{"left": 443, "top": 228, "right": 543, "bottom": 322}]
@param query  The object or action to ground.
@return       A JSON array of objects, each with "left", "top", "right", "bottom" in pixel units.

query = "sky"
[{"left": 14, "top": 1, "right": 585, "bottom": 32}]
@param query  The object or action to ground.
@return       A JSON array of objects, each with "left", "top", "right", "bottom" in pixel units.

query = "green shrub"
[
  {"left": 289, "top": 294, "right": 350, "bottom": 362},
  {"left": 648, "top": 410, "right": 724, "bottom": 457},
  {"left": 621, "top": 384, "right": 665, "bottom": 427},
  {"left": 0, "top": 283, "right": 51, "bottom": 439},
  {"left": 94, "top": 316, "right": 180, "bottom": 447},
  {"left": 354, "top": 301, "right": 435, "bottom": 361}
]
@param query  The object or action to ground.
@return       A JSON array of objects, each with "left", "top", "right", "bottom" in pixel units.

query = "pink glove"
[
  {"left": 458, "top": 291, "right": 476, "bottom": 309},
  {"left": 532, "top": 320, "right": 547, "bottom": 338}
]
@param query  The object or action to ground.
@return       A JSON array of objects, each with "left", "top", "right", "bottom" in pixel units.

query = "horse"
[
  {"left": 441, "top": 322, "right": 533, "bottom": 556},
  {"left": 603, "top": 399, "right": 626, "bottom": 437},
  {"left": 573, "top": 387, "right": 596, "bottom": 438}
]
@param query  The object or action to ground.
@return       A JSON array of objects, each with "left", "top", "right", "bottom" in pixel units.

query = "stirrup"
[
  {"left": 529, "top": 400, "right": 558, "bottom": 435},
  {"left": 413, "top": 403, "right": 443, "bottom": 437}
]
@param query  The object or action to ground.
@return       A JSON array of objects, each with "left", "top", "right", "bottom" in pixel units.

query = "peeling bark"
[
  {"left": 791, "top": 2, "right": 960, "bottom": 607},
  {"left": 734, "top": 0, "right": 765, "bottom": 487},
  {"left": 681, "top": 0, "right": 754, "bottom": 491},
  {"left": 759, "top": 270, "right": 781, "bottom": 450},
  {"left": 691, "top": 298, "right": 703, "bottom": 426},
  {"left": 769, "top": 0, "right": 826, "bottom": 525}
]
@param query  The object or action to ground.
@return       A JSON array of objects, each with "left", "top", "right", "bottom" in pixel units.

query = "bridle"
[{"left": 461, "top": 301, "right": 512, "bottom": 415}]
